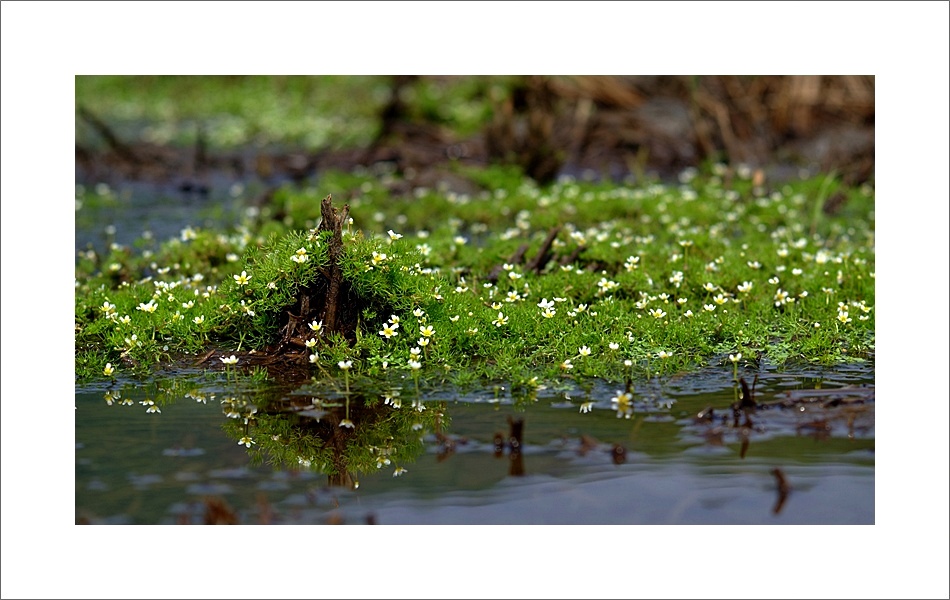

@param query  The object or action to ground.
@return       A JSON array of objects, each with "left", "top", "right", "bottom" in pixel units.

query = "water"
[
  {"left": 72, "top": 166, "right": 874, "bottom": 525},
  {"left": 75, "top": 360, "right": 874, "bottom": 524}
]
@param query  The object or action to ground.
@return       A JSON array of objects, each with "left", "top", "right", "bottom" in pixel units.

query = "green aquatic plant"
[{"left": 75, "top": 165, "right": 875, "bottom": 390}]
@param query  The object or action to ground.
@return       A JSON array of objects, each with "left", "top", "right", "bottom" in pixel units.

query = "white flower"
[
  {"left": 220, "top": 355, "right": 238, "bottom": 365},
  {"left": 233, "top": 270, "right": 251, "bottom": 285},
  {"left": 338, "top": 360, "right": 352, "bottom": 370},
  {"left": 291, "top": 248, "right": 309, "bottom": 263},
  {"left": 579, "top": 402, "right": 594, "bottom": 414},
  {"left": 103, "top": 363, "right": 115, "bottom": 376},
  {"left": 578, "top": 345, "right": 592, "bottom": 357},
  {"left": 388, "top": 229, "right": 403, "bottom": 240},
  {"left": 238, "top": 436, "right": 255, "bottom": 448}
]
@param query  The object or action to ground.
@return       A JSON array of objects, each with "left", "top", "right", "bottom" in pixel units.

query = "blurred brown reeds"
[{"left": 485, "top": 75, "right": 874, "bottom": 184}]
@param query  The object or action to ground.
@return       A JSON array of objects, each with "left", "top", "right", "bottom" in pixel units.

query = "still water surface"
[{"left": 75, "top": 360, "right": 873, "bottom": 524}]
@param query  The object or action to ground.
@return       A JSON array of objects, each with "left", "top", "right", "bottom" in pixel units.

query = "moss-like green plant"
[{"left": 75, "top": 165, "right": 874, "bottom": 390}]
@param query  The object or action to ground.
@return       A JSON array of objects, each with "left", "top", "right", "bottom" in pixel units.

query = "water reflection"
[
  {"left": 79, "top": 362, "right": 874, "bottom": 524},
  {"left": 97, "top": 375, "right": 452, "bottom": 487},
  {"left": 220, "top": 391, "right": 445, "bottom": 489}
]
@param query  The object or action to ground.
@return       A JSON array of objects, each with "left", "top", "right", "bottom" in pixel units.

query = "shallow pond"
[{"left": 75, "top": 359, "right": 873, "bottom": 524}]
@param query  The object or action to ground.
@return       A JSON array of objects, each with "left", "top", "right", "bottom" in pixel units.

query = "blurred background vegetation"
[{"left": 76, "top": 75, "right": 874, "bottom": 190}]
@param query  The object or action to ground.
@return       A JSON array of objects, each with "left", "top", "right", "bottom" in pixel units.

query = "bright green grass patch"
[{"left": 75, "top": 165, "right": 874, "bottom": 387}]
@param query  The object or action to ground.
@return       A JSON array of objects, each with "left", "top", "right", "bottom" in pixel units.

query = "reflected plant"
[
  {"left": 729, "top": 353, "right": 742, "bottom": 403},
  {"left": 221, "top": 389, "right": 447, "bottom": 486}
]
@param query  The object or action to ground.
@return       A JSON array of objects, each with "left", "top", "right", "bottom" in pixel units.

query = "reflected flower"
[
  {"left": 393, "top": 467, "right": 408, "bottom": 477},
  {"left": 611, "top": 391, "right": 633, "bottom": 419},
  {"left": 579, "top": 402, "right": 594, "bottom": 414},
  {"left": 339, "top": 419, "right": 355, "bottom": 429},
  {"left": 140, "top": 399, "right": 161, "bottom": 414},
  {"left": 384, "top": 391, "right": 402, "bottom": 408}
]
